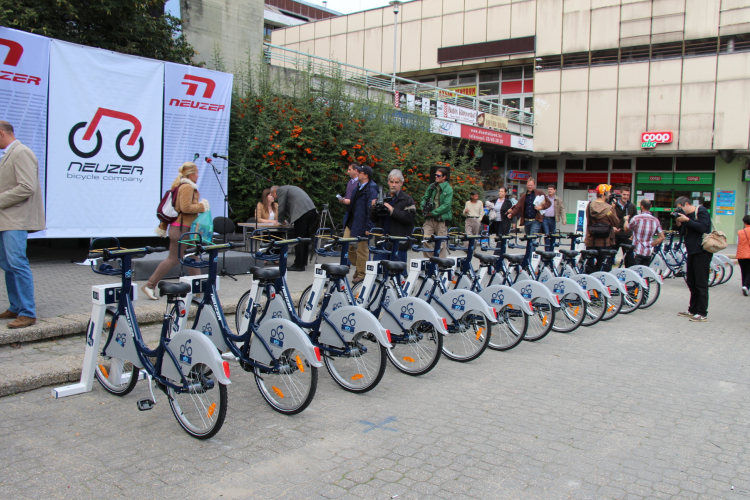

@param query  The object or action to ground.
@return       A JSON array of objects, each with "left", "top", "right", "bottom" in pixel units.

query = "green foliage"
[
  {"left": 0, "top": 0, "right": 196, "bottom": 64},
  {"left": 228, "top": 62, "right": 482, "bottom": 227}
]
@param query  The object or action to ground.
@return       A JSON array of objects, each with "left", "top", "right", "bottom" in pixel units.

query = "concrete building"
[
  {"left": 264, "top": 0, "right": 342, "bottom": 41},
  {"left": 269, "top": 0, "right": 750, "bottom": 241}
]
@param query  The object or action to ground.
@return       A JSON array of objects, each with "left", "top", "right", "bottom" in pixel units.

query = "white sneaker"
[
  {"left": 743, "top": 286, "right": 749, "bottom": 297},
  {"left": 141, "top": 285, "right": 158, "bottom": 300}
]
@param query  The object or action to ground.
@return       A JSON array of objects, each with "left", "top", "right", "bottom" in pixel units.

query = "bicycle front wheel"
[
  {"left": 442, "top": 310, "right": 491, "bottom": 362},
  {"left": 581, "top": 289, "right": 607, "bottom": 327},
  {"left": 601, "top": 287, "right": 623, "bottom": 321},
  {"left": 524, "top": 298, "right": 556, "bottom": 342},
  {"left": 488, "top": 305, "right": 527, "bottom": 351},
  {"left": 639, "top": 278, "right": 661, "bottom": 309},
  {"left": 95, "top": 356, "right": 139, "bottom": 396},
  {"left": 551, "top": 293, "right": 587, "bottom": 333},
  {"left": 324, "top": 333, "right": 387, "bottom": 393},
  {"left": 167, "top": 363, "right": 228, "bottom": 439},
  {"left": 387, "top": 320, "right": 442, "bottom": 376},
  {"left": 255, "top": 348, "right": 318, "bottom": 415},
  {"left": 298, "top": 284, "right": 324, "bottom": 320},
  {"left": 619, "top": 280, "right": 644, "bottom": 314}
]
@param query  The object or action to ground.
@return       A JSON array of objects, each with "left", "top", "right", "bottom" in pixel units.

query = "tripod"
[
  {"left": 311, "top": 204, "right": 339, "bottom": 264},
  {"left": 207, "top": 161, "right": 237, "bottom": 281}
]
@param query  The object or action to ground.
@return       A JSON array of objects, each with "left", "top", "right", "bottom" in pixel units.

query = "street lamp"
[{"left": 389, "top": 1, "right": 402, "bottom": 90}]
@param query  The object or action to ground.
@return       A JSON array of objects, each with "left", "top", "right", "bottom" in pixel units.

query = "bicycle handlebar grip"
[
  {"left": 229, "top": 242, "right": 244, "bottom": 248},
  {"left": 298, "top": 238, "right": 311, "bottom": 243},
  {"left": 148, "top": 246, "right": 167, "bottom": 253}
]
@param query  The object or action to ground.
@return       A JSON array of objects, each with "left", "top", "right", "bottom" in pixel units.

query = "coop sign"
[{"left": 641, "top": 131, "right": 673, "bottom": 148}]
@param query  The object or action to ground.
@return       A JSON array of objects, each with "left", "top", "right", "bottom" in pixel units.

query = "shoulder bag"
[{"left": 698, "top": 207, "right": 727, "bottom": 253}]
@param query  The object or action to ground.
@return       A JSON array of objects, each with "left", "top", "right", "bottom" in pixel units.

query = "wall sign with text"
[{"left": 641, "top": 131, "right": 673, "bottom": 148}]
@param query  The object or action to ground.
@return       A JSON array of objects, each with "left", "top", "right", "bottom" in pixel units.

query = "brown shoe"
[
  {"left": 7, "top": 316, "right": 36, "bottom": 329},
  {"left": 0, "top": 310, "right": 18, "bottom": 319}
]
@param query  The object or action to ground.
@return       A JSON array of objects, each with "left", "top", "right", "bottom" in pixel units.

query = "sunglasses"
[{"left": 435, "top": 173, "right": 444, "bottom": 178}]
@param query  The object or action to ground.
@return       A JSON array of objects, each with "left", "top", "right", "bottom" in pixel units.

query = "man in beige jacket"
[{"left": 0, "top": 121, "right": 45, "bottom": 328}]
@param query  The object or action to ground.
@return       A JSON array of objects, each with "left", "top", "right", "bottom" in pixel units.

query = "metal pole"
[{"left": 389, "top": 1, "right": 401, "bottom": 92}]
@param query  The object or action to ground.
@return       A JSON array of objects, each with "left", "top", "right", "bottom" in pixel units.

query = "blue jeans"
[
  {"left": 524, "top": 220, "right": 541, "bottom": 236},
  {"left": 542, "top": 217, "right": 556, "bottom": 251},
  {"left": 0, "top": 230, "right": 35, "bottom": 318}
]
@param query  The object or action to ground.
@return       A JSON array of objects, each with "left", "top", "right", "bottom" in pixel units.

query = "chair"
[{"left": 212, "top": 217, "right": 244, "bottom": 245}]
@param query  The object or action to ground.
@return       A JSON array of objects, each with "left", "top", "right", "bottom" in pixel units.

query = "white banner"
[
  {"left": 47, "top": 41, "right": 164, "bottom": 237},
  {"left": 163, "top": 63, "right": 233, "bottom": 221},
  {"left": 436, "top": 101, "right": 477, "bottom": 125},
  {"left": 0, "top": 28, "right": 50, "bottom": 237},
  {"left": 511, "top": 135, "right": 533, "bottom": 151},
  {"left": 430, "top": 118, "right": 461, "bottom": 138}
]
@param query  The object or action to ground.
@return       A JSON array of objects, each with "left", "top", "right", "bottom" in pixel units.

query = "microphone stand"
[{"left": 207, "top": 159, "right": 237, "bottom": 280}]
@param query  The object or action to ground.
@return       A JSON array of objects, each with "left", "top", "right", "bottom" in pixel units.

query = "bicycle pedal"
[{"left": 137, "top": 398, "right": 155, "bottom": 411}]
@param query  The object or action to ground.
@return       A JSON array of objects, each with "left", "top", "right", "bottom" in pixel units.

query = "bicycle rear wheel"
[
  {"left": 639, "top": 278, "right": 661, "bottom": 309},
  {"left": 581, "top": 289, "right": 607, "bottom": 327},
  {"left": 167, "top": 363, "right": 227, "bottom": 439},
  {"left": 255, "top": 348, "right": 318, "bottom": 415},
  {"left": 323, "top": 333, "right": 387, "bottom": 393},
  {"left": 488, "top": 305, "right": 528, "bottom": 351},
  {"left": 601, "top": 287, "right": 623, "bottom": 321},
  {"left": 95, "top": 356, "right": 139, "bottom": 396},
  {"left": 524, "top": 298, "right": 556, "bottom": 342},
  {"left": 619, "top": 280, "right": 644, "bottom": 314},
  {"left": 387, "top": 320, "right": 442, "bottom": 376},
  {"left": 442, "top": 310, "right": 491, "bottom": 362},
  {"left": 235, "top": 288, "right": 266, "bottom": 334},
  {"left": 551, "top": 293, "right": 587, "bottom": 333},
  {"left": 298, "top": 284, "right": 324, "bottom": 320}
]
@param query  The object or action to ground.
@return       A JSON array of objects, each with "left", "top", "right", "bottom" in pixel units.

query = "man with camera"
[
  {"left": 506, "top": 178, "right": 550, "bottom": 236},
  {"left": 613, "top": 186, "right": 638, "bottom": 267},
  {"left": 420, "top": 167, "right": 453, "bottom": 258},
  {"left": 344, "top": 165, "right": 379, "bottom": 283},
  {"left": 673, "top": 196, "right": 711, "bottom": 322},
  {"left": 370, "top": 169, "right": 416, "bottom": 265},
  {"left": 623, "top": 199, "right": 664, "bottom": 266}
]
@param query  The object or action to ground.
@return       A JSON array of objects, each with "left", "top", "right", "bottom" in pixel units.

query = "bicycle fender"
[
  {"left": 249, "top": 318, "right": 322, "bottom": 368},
  {"left": 648, "top": 255, "right": 669, "bottom": 276},
  {"left": 319, "top": 306, "right": 392, "bottom": 348},
  {"left": 628, "top": 265, "right": 664, "bottom": 285},
  {"left": 101, "top": 319, "right": 141, "bottom": 366},
  {"left": 436, "top": 289, "right": 499, "bottom": 324},
  {"left": 542, "top": 277, "right": 591, "bottom": 304},
  {"left": 612, "top": 268, "right": 648, "bottom": 289},
  {"left": 478, "top": 285, "right": 533, "bottom": 315},
  {"left": 380, "top": 297, "right": 449, "bottom": 336},
  {"left": 710, "top": 257, "right": 722, "bottom": 272},
  {"left": 193, "top": 301, "right": 230, "bottom": 352},
  {"left": 713, "top": 253, "right": 733, "bottom": 266},
  {"left": 590, "top": 272, "right": 627, "bottom": 295},
  {"left": 569, "top": 274, "right": 611, "bottom": 298},
  {"left": 512, "top": 280, "right": 560, "bottom": 307},
  {"left": 162, "top": 329, "right": 231, "bottom": 385}
]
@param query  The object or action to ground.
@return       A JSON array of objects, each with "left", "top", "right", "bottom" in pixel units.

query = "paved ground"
[{"left": 0, "top": 261, "right": 748, "bottom": 499}]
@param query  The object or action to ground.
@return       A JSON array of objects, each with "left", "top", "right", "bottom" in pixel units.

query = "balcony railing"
[{"left": 264, "top": 43, "right": 534, "bottom": 135}]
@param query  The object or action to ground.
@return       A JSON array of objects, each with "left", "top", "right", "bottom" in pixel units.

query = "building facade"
[{"left": 270, "top": 0, "right": 750, "bottom": 242}]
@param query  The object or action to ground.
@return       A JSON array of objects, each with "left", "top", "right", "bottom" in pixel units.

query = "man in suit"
[
  {"left": 0, "top": 121, "right": 45, "bottom": 328},
  {"left": 343, "top": 165, "right": 378, "bottom": 282},
  {"left": 271, "top": 185, "right": 317, "bottom": 271}
]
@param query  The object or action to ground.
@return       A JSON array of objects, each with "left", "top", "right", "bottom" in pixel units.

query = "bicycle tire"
[
  {"left": 581, "top": 289, "right": 607, "bottom": 327},
  {"left": 255, "top": 348, "right": 318, "bottom": 415},
  {"left": 298, "top": 284, "right": 324, "bottom": 320},
  {"left": 639, "top": 278, "right": 661, "bottom": 309},
  {"left": 323, "top": 334, "right": 387, "bottom": 393},
  {"left": 235, "top": 288, "right": 270, "bottom": 333},
  {"left": 600, "top": 287, "right": 623, "bottom": 321},
  {"left": 551, "top": 293, "right": 587, "bottom": 333},
  {"left": 93, "top": 320, "right": 139, "bottom": 396},
  {"left": 524, "top": 298, "right": 556, "bottom": 342},
  {"left": 442, "top": 309, "right": 491, "bottom": 362},
  {"left": 488, "top": 305, "right": 528, "bottom": 351},
  {"left": 168, "top": 363, "right": 228, "bottom": 439},
  {"left": 619, "top": 280, "right": 643, "bottom": 314},
  {"left": 710, "top": 265, "right": 723, "bottom": 287},
  {"left": 386, "top": 320, "right": 442, "bottom": 376},
  {"left": 721, "top": 262, "right": 734, "bottom": 284}
]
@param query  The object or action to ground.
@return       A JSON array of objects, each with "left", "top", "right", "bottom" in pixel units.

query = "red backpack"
[{"left": 156, "top": 185, "right": 181, "bottom": 224}]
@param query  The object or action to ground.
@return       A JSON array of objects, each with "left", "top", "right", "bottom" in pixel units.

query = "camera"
[
  {"left": 607, "top": 193, "right": 622, "bottom": 204},
  {"left": 422, "top": 199, "right": 434, "bottom": 218},
  {"left": 373, "top": 187, "right": 392, "bottom": 216},
  {"left": 671, "top": 207, "right": 685, "bottom": 219}
]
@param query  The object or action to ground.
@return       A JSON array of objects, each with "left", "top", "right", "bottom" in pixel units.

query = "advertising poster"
[
  {"left": 47, "top": 40, "right": 164, "bottom": 237},
  {"left": 436, "top": 101, "right": 477, "bottom": 125},
  {"left": 163, "top": 63, "right": 233, "bottom": 221},
  {"left": 716, "top": 190, "right": 735, "bottom": 215}
]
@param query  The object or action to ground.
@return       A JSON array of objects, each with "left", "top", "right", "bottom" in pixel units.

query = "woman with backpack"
[
  {"left": 143, "top": 162, "right": 209, "bottom": 300},
  {"left": 584, "top": 184, "right": 620, "bottom": 274}
]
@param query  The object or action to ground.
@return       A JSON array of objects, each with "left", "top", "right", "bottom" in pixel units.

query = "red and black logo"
[
  {"left": 169, "top": 74, "right": 225, "bottom": 112},
  {"left": 68, "top": 108, "right": 144, "bottom": 161},
  {"left": 0, "top": 38, "right": 41, "bottom": 85}
]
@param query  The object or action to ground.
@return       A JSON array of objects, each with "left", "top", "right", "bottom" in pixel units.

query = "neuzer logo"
[
  {"left": 169, "top": 74, "right": 225, "bottom": 112},
  {"left": 0, "top": 38, "right": 41, "bottom": 85},
  {"left": 68, "top": 107, "right": 144, "bottom": 162}
]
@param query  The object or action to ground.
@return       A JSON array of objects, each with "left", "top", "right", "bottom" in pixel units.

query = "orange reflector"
[
  {"left": 592, "top": 290, "right": 598, "bottom": 299},
  {"left": 272, "top": 386, "right": 284, "bottom": 398},
  {"left": 475, "top": 327, "right": 484, "bottom": 341},
  {"left": 106, "top": 322, "right": 111, "bottom": 328},
  {"left": 607, "top": 305, "right": 615, "bottom": 312},
  {"left": 222, "top": 361, "right": 231, "bottom": 379},
  {"left": 634, "top": 287, "right": 639, "bottom": 297},
  {"left": 385, "top": 329, "right": 392, "bottom": 343},
  {"left": 573, "top": 306, "right": 580, "bottom": 317},
  {"left": 207, "top": 403, "right": 216, "bottom": 418},
  {"left": 351, "top": 374, "right": 363, "bottom": 380},
  {"left": 295, "top": 355, "right": 305, "bottom": 373},
  {"left": 314, "top": 347, "right": 321, "bottom": 362},
  {"left": 99, "top": 364, "right": 109, "bottom": 379},
  {"left": 542, "top": 315, "right": 548, "bottom": 326},
  {"left": 403, "top": 356, "right": 415, "bottom": 362},
  {"left": 508, "top": 304, "right": 513, "bottom": 309}
]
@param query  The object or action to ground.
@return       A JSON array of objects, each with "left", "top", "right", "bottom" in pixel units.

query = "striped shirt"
[{"left": 628, "top": 211, "right": 662, "bottom": 256}]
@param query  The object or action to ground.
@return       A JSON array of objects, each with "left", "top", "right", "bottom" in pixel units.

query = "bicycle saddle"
[
  {"left": 534, "top": 250, "right": 556, "bottom": 260},
  {"left": 474, "top": 253, "right": 499, "bottom": 265},
  {"left": 252, "top": 267, "right": 280, "bottom": 281},
  {"left": 321, "top": 263, "right": 350, "bottom": 277},
  {"left": 380, "top": 260, "right": 407, "bottom": 273},
  {"left": 428, "top": 257, "right": 454, "bottom": 270},
  {"left": 619, "top": 244, "right": 635, "bottom": 251},
  {"left": 579, "top": 250, "right": 599, "bottom": 258},
  {"left": 157, "top": 281, "right": 191, "bottom": 297},
  {"left": 559, "top": 249, "right": 579, "bottom": 258},
  {"left": 599, "top": 249, "right": 618, "bottom": 256},
  {"left": 503, "top": 254, "right": 524, "bottom": 264}
]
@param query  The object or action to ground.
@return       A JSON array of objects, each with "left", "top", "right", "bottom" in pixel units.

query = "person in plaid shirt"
[{"left": 623, "top": 198, "right": 665, "bottom": 266}]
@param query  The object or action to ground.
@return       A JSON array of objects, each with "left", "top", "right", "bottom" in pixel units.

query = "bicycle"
[
  {"left": 616, "top": 243, "right": 663, "bottom": 309},
  {"left": 83, "top": 239, "right": 230, "bottom": 439}
]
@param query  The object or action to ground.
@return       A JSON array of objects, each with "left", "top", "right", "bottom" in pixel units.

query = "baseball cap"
[{"left": 356, "top": 165, "right": 373, "bottom": 178}]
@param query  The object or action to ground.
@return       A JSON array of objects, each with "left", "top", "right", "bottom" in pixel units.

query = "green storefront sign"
[
  {"left": 673, "top": 172, "right": 713, "bottom": 184},
  {"left": 636, "top": 172, "right": 673, "bottom": 184}
]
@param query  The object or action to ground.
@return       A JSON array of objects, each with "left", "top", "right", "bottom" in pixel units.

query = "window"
[
  {"left": 675, "top": 157, "right": 715, "bottom": 171},
  {"left": 620, "top": 45, "right": 650, "bottom": 64},
  {"left": 636, "top": 157, "right": 673, "bottom": 171},
  {"left": 479, "top": 82, "right": 499, "bottom": 96},
  {"left": 501, "top": 66, "right": 523, "bottom": 80},
  {"left": 685, "top": 39, "right": 718, "bottom": 57},
  {"left": 651, "top": 42, "right": 683, "bottom": 60},
  {"left": 586, "top": 158, "right": 609, "bottom": 171},
  {"left": 562, "top": 52, "right": 589, "bottom": 69},
  {"left": 437, "top": 74, "right": 458, "bottom": 88},
  {"left": 524, "top": 96, "right": 533, "bottom": 113},
  {"left": 538, "top": 159, "right": 557, "bottom": 170},
  {"left": 264, "top": 23, "right": 275, "bottom": 39},
  {"left": 458, "top": 73, "right": 476, "bottom": 85},
  {"left": 419, "top": 77, "right": 436, "bottom": 85},
  {"left": 535, "top": 55, "right": 561, "bottom": 71},
  {"left": 522, "top": 65, "right": 533, "bottom": 78},
  {"left": 590, "top": 49, "right": 619, "bottom": 67},
  {"left": 565, "top": 159, "right": 584, "bottom": 170},
  {"left": 720, "top": 34, "right": 750, "bottom": 53},
  {"left": 612, "top": 159, "right": 632, "bottom": 170},
  {"left": 479, "top": 69, "right": 499, "bottom": 82}
]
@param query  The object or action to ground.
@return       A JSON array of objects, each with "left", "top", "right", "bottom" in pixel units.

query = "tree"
[{"left": 0, "top": 0, "right": 196, "bottom": 64}]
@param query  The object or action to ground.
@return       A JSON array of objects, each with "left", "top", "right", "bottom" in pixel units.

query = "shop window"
[
  {"left": 459, "top": 73, "right": 476, "bottom": 85},
  {"left": 651, "top": 42, "right": 683, "bottom": 60},
  {"left": 437, "top": 74, "right": 458, "bottom": 88},
  {"left": 621, "top": 45, "right": 650, "bottom": 64},
  {"left": 522, "top": 65, "right": 533, "bottom": 79},
  {"left": 612, "top": 159, "right": 632, "bottom": 170},
  {"left": 586, "top": 158, "right": 609, "bottom": 171},
  {"left": 479, "top": 82, "right": 499, "bottom": 96},
  {"left": 566, "top": 159, "right": 584, "bottom": 170},
  {"left": 479, "top": 69, "right": 499, "bottom": 82},
  {"left": 562, "top": 52, "right": 589, "bottom": 69},
  {"left": 538, "top": 159, "right": 557, "bottom": 171},
  {"left": 675, "top": 156, "right": 715, "bottom": 171},
  {"left": 685, "top": 38, "right": 718, "bottom": 57},
  {"left": 636, "top": 157, "right": 673, "bottom": 171},
  {"left": 501, "top": 66, "right": 523, "bottom": 81},
  {"left": 524, "top": 96, "right": 533, "bottom": 113}
]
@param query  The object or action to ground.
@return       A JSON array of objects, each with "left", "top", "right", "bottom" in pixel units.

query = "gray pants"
[{"left": 422, "top": 218, "right": 448, "bottom": 258}]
